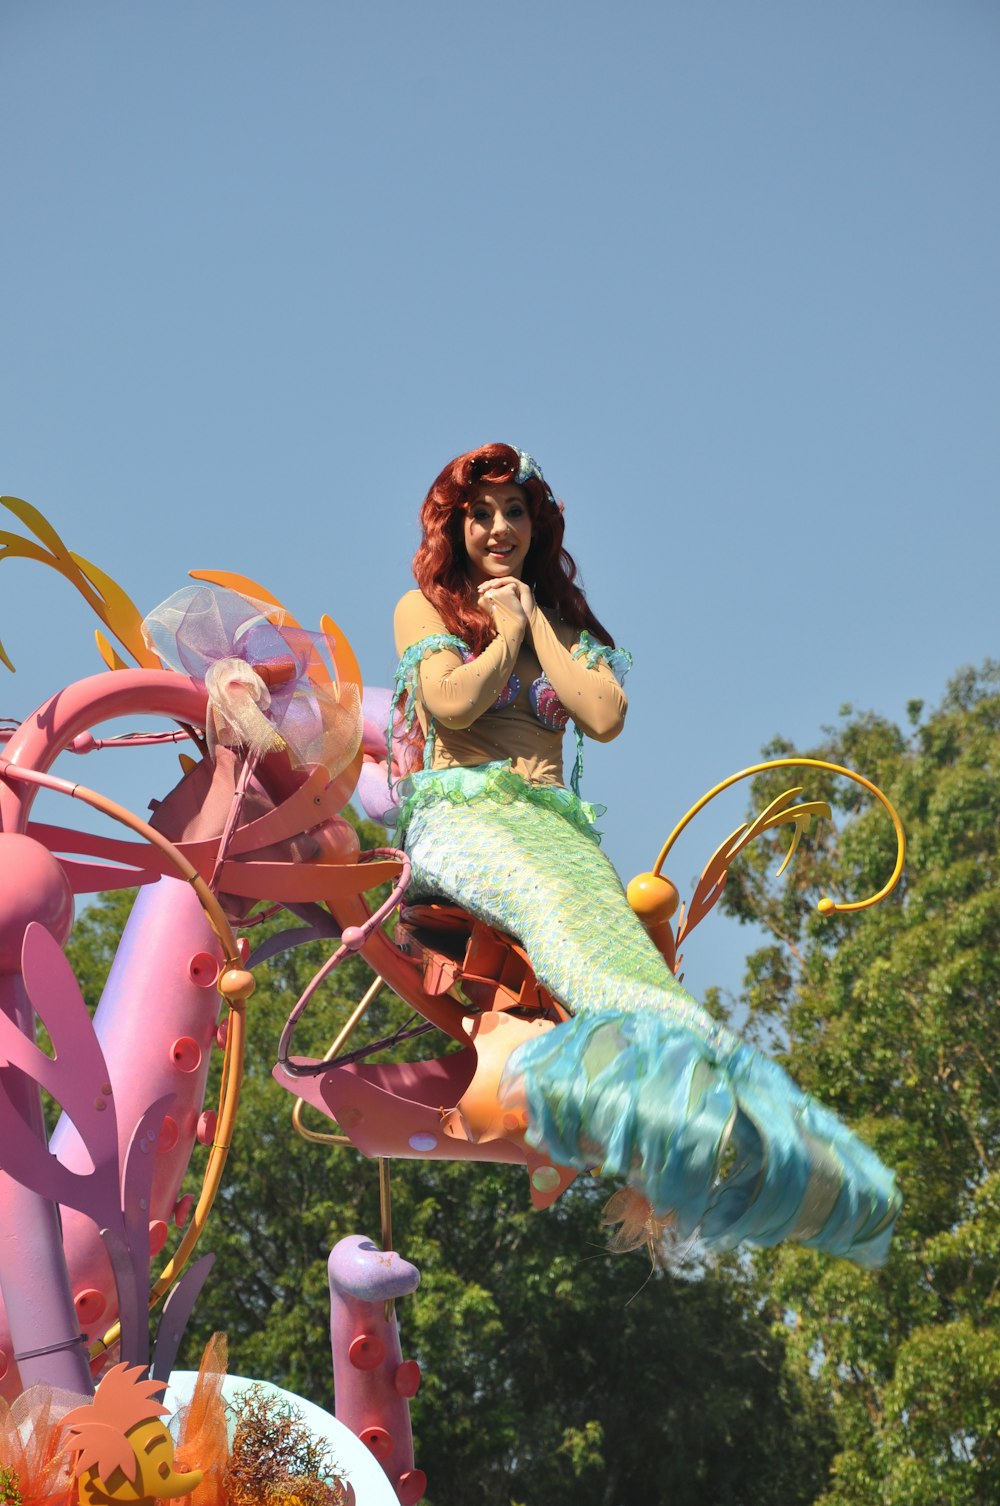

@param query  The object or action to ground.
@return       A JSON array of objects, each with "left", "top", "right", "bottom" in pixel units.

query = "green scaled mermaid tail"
[{"left": 398, "top": 763, "right": 901, "bottom": 1266}]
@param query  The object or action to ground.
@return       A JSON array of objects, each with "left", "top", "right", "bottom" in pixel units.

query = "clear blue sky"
[{"left": 2, "top": 0, "right": 998, "bottom": 1000}]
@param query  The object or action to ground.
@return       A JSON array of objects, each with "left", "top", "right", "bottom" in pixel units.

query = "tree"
[{"left": 719, "top": 663, "right": 1000, "bottom": 1505}]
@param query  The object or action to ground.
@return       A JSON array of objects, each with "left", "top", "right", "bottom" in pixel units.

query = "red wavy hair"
[{"left": 413, "top": 442, "right": 615, "bottom": 654}]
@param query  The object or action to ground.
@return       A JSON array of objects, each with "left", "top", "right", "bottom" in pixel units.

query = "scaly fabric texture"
[{"left": 400, "top": 764, "right": 901, "bottom": 1267}]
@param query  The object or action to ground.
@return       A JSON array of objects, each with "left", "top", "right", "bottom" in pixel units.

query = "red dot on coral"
[
  {"left": 394, "top": 1360, "right": 421, "bottom": 1398},
  {"left": 149, "top": 1220, "right": 169, "bottom": 1256},
  {"left": 74, "top": 1288, "right": 106, "bottom": 1323},
  {"left": 361, "top": 1427, "right": 393, "bottom": 1462},
  {"left": 189, "top": 952, "right": 220, "bottom": 989},
  {"left": 397, "top": 1469, "right": 428, "bottom": 1504},
  {"left": 348, "top": 1334, "right": 385, "bottom": 1371},
  {"left": 171, "top": 1037, "right": 203, "bottom": 1073}
]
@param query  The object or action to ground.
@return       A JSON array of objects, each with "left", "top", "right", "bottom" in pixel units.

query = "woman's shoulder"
[
  {"left": 534, "top": 603, "right": 583, "bottom": 647},
  {"left": 394, "top": 590, "right": 454, "bottom": 653},
  {"left": 394, "top": 587, "right": 431, "bottom": 617},
  {"left": 394, "top": 588, "right": 440, "bottom": 621}
]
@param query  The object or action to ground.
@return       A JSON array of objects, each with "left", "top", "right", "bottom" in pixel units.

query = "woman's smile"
[{"left": 464, "top": 483, "right": 532, "bottom": 585}]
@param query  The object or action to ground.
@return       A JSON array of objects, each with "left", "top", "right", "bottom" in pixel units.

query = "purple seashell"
[
  {"left": 487, "top": 674, "right": 520, "bottom": 713},
  {"left": 529, "top": 676, "right": 570, "bottom": 730}
]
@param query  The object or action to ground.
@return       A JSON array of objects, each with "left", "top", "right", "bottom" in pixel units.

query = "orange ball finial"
[
  {"left": 626, "top": 872, "right": 680, "bottom": 926},
  {"left": 218, "top": 967, "right": 256, "bottom": 1002}
]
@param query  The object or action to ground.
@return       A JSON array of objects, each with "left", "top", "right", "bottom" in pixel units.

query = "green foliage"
[
  {"left": 0, "top": 1464, "right": 22, "bottom": 1506},
  {"left": 720, "top": 661, "right": 1000, "bottom": 1505}
]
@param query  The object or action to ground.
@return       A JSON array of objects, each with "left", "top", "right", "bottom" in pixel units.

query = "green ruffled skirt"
[{"left": 398, "top": 763, "right": 901, "bottom": 1264}]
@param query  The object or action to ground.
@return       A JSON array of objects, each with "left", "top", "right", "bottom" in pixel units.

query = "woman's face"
[{"left": 463, "top": 483, "right": 532, "bottom": 585}]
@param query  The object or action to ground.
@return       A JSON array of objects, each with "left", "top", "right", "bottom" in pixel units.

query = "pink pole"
[
  {"left": 328, "top": 1236, "right": 426, "bottom": 1506},
  {"left": 0, "top": 830, "right": 92, "bottom": 1395},
  {"left": 0, "top": 965, "right": 94, "bottom": 1394},
  {"left": 0, "top": 671, "right": 208, "bottom": 1398},
  {"left": 43, "top": 879, "right": 226, "bottom": 1381}
]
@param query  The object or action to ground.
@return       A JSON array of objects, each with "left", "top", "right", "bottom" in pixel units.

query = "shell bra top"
[{"left": 391, "top": 590, "right": 631, "bottom": 795}]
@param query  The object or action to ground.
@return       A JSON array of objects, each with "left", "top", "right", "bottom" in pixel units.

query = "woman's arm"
[
  {"left": 528, "top": 607, "right": 628, "bottom": 742},
  {"left": 393, "top": 590, "right": 526, "bottom": 730}
]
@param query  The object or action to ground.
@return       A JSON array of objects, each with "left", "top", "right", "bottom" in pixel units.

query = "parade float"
[{"left": 0, "top": 497, "right": 904, "bottom": 1504}]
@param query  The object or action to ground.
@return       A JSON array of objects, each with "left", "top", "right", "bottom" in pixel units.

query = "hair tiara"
[{"left": 515, "top": 450, "right": 544, "bottom": 485}]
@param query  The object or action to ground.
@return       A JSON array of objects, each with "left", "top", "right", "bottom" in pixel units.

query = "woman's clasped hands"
[{"left": 477, "top": 576, "right": 535, "bottom": 628}]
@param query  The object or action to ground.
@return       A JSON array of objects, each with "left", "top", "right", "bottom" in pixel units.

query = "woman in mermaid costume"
[{"left": 392, "top": 442, "right": 900, "bottom": 1265}]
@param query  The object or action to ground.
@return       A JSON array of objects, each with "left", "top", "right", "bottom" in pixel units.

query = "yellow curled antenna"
[
  {"left": 1, "top": 496, "right": 162, "bottom": 671},
  {"left": 654, "top": 757, "right": 905, "bottom": 917}
]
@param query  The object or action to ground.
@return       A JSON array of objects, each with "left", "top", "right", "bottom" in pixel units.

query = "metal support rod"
[
  {"left": 379, "top": 1157, "right": 394, "bottom": 1323},
  {"left": 291, "top": 975, "right": 385, "bottom": 1145}
]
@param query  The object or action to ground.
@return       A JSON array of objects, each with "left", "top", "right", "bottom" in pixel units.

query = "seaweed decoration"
[
  {"left": 0, "top": 921, "right": 172, "bottom": 1367},
  {"left": 674, "top": 786, "right": 830, "bottom": 961},
  {"left": 225, "top": 1387, "right": 348, "bottom": 1506},
  {"left": 0, "top": 496, "right": 160, "bottom": 673},
  {"left": 149, "top": 1256, "right": 217, "bottom": 1385}
]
